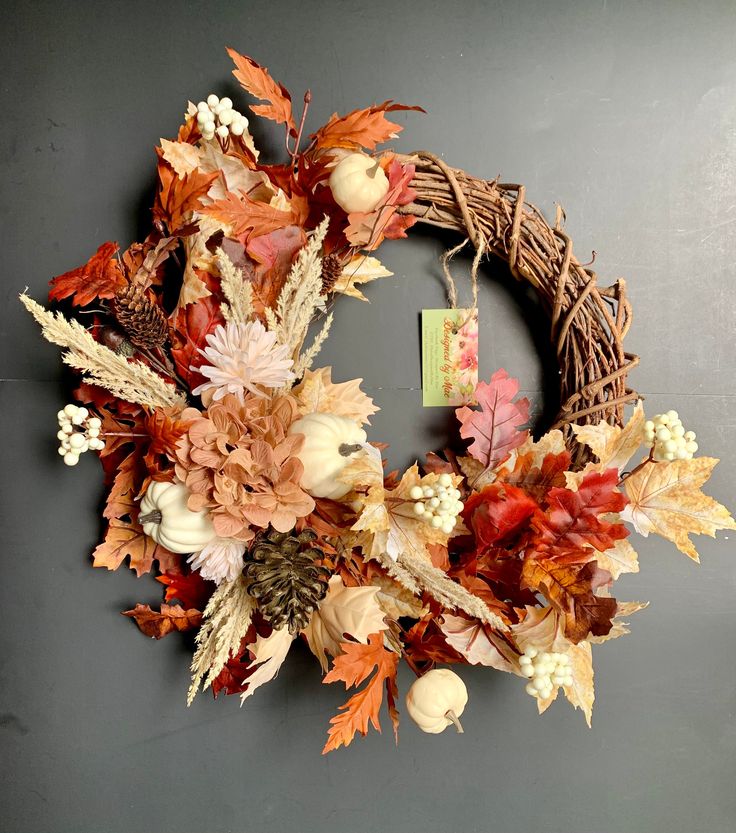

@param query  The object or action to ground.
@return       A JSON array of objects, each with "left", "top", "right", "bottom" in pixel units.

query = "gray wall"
[{"left": 2, "top": 2, "right": 735, "bottom": 831}]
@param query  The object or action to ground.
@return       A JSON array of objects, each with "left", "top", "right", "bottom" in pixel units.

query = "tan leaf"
[
  {"left": 594, "top": 532, "right": 639, "bottom": 579},
  {"left": 240, "top": 626, "right": 294, "bottom": 703},
  {"left": 572, "top": 401, "right": 645, "bottom": 473},
  {"left": 197, "top": 143, "right": 271, "bottom": 203},
  {"left": 302, "top": 576, "right": 388, "bottom": 672},
  {"left": 333, "top": 255, "right": 393, "bottom": 302},
  {"left": 440, "top": 614, "right": 516, "bottom": 672},
  {"left": 160, "top": 139, "right": 203, "bottom": 177},
  {"left": 511, "top": 605, "right": 569, "bottom": 655},
  {"left": 622, "top": 456, "right": 736, "bottom": 561},
  {"left": 371, "top": 574, "right": 426, "bottom": 620},
  {"left": 480, "top": 429, "right": 568, "bottom": 490},
  {"left": 292, "top": 366, "right": 378, "bottom": 424},
  {"left": 337, "top": 443, "right": 385, "bottom": 492},
  {"left": 562, "top": 640, "right": 595, "bottom": 727}
]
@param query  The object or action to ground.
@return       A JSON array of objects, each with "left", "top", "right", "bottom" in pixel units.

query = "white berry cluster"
[
  {"left": 409, "top": 473, "right": 464, "bottom": 536},
  {"left": 196, "top": 95, "right": 249, "bottom": 141},
  {"left": 643, "top": 410, "right": 697, "bottom": 462},
  {"left": 520, "top": 648, "right": 573, "bottom": 699},
  {"left": 56, "top": 404, "right": 105, "bottom": 466}
]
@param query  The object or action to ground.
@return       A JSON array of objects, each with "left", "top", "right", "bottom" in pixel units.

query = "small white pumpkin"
[
  {"left": 289, "top": 412, "right": 367, "bottom": 500},
  {"left": 406, "top": 668, "right": 468, "bottom": 734},
  {"left": 139, "top": 480, "right": 216, "bottom": 554},
  {"left": 329, "top": 152, "right": 390, "bottom": 214}
]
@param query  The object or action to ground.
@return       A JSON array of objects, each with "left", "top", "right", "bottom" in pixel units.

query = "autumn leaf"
[
  {"left": 531, "top": 468, "right": 629, "bottom": 553},
  {"left": 302, "top": 575, "right": 388, "bottom": 672},
  {"left": 240, "top": 626, "right": 295, "bottom": 703},
  {"left": 159, "top": 138, "right": 203, "bottom": 177},
  {"left": 322, "top": 633, "right": 399, "bottom": 753},
  {"left": 103, "top": 451, "right": 141, "bottom": 520},
  {"left": 456, "top": 369, "right": 530, "bottom": 472},
  {"left": 440, "top": 614, "right": 516, "bottom": 672},
  {"left": 169, "top": 293, "right": 225, "bottom": 388},
  {"left": 594, "top": 535, "right": 639, "bottom": 580},
  {"left": 49, "top": 241, "right": 126, "bottom": 307},
  {"left": 93, "top": 518, "right": 182, "bottom": 577},
  {"left": 227, "top": 48, "right": 297, "bottom": 135},
  {"left": 463, "top": 482, "right": 538, "bottom": 548},
  {"left": 122, "top": 603, "right": 202, "bottom": 639},
  {"left": 157, "top": 571, "right": 214, "bottom": 611},
  {"left": 292, "top": 366, "right": 378, "bottom": 424},
  {"left": 572, "top": 400, "right": 645, "bottom": 474},
  {"left": 622, "top": 456, "right": 736, "bottom": 561},
  {"left": 589, "top": 600, "right": 648, "bottom": 644},
  {"left": 312, "top": 101, "right": 424, "bottom": 151},
  {"left": 332, "top": 254, "right": 393, "bottom": 301},
  {"left": 496, "top": 447, "right": 571, "bottom": 503},
  {"left": 143, "top": 407, "right": 192, "bottom": 475},
  {"left": 154, "top": 161, "right": 217, "bottom": 232},
  {"left": 199, "top": 190, "right": 298, "bottom": 242},
  {"left": 521, "top": 554, "right": 617, "bottom": 643}
]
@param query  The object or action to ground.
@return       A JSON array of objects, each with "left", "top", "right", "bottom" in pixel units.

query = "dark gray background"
[{"left": 2, "top": 1, "right": 735, "bottom": 832}]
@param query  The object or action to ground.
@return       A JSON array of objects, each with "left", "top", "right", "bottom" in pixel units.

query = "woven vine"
[{"left": 397, "top": 151, "right": 640, "bottom": 459}]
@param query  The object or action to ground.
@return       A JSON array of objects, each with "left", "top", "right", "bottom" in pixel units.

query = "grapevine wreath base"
[{"left": 23, "top": 49, "right": 734, "bottom": 754}]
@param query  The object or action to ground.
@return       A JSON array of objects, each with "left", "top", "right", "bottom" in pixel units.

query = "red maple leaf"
[
  {"left": 48, "top": 242, "right": 126, "bottom": 307},
  {"left": 531, "top": 468, "right": 628, "bottom": 553},
  {"left": 456, "top": 369, "right": 530, "bottom": 471},
  {"left": 463, "top": 482, "right": 538, "bottom": 548},
  {"left": 169, "top": 293, "right": 225, "bottom": 389},
  {"left": 157, "top": 571, "right": 214, "bottom": 611},
  {"left": 122, "top": 603, "right": 202, "bottom": 639}
]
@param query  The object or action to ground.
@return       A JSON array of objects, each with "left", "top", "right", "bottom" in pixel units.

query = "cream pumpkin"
[
  {"left": 289, "top": 412, "right": 367, "bottom": 499},
  {"left": 329, "top": 152, "right": 389, "bottom": 214},
  {"left": 139, "top": 480, "right": 216, "bottom": 554},
  {"left": 406, "top": 668, "right": 468, "bottom": 734}
]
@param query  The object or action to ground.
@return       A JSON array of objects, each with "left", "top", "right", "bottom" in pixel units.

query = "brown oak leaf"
[
  {"left": 93, "top": 518, "right": 182, "bottom": 577},
  {"left": 49, "top": 242, "right": 125, "bottom": 307},
  {"left": 122, "top": 603, "right": 202, "bottom": 639}
]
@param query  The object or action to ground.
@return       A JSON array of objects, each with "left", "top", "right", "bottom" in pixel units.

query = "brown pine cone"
[
  {"left": 245, "top": 527, "right": 330, "bottom": 634},
  {"left": 113, "top": 284, "right": 168, "bottom": 349},
  {"left": 320, "top": 253, "right": 343, "bottom": 295}
]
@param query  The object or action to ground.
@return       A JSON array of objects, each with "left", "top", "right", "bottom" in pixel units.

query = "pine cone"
[
  {"left": 320, "top": 253, "right": 343, "bottom": 295},
  {"left": 113, "top": 284, "right": 168, "bottom": 349},
  {"left": 245, "top": 528, "right": 330, "bottom": 634}
]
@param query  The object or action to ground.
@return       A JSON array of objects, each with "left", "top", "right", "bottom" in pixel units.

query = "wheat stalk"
[
  {"left": 216, "top": 248, "right": 252, "bottom": 324},
  {"left": 187, "top": 575, "right": 255, "bottom": 705},
  {"left": 20, "top": 294, "right": 185, "bottom": 409}
]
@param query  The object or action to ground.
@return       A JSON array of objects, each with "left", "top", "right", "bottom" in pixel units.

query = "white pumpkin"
[
  {"left": 329, "top": 152, "right": 389, "bottom": 214},
  {"left": 139, "top": 480, "right": 216, "bottom": 554},
  {"left": 289, "top": 412, "right": 367, "bottom": 500},
  {"left": 406, "top": 668, "right": 468, "bottom": 734}
]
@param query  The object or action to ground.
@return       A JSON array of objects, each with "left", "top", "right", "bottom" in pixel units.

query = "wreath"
[{"left": 22, "top": 49, "right": 734, "bottom": 754}]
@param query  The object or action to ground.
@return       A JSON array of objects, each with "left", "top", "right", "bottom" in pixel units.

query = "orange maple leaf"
[
  {"left": 521, "top": 552, "right": 617, "bottom": 643},
  {"left": 48, "top": 242, "right": 126, "bottom": 307},
  {"left": 122, "top": 603, "right": 202, "bottom": 639},
  {"left": 199, "top": 191, "right": 299, "bottom": 242},
  {"left": 227, "top": 48, "right": 297, "bottom": 135},
  {"left": 153, "top": 161, "right": 217, "bottom": 232},
  {"left": 103, "top": 451, "right": 142, "bottom": 520},
  {"left": 322, "top": 633, "right": 399, "bottom": 754},
  {"left": 93, "top": 518, "right": 181, "bottom": 577},
  {"left": 312, "top": 102, "right": 424, "bottom": 151}
]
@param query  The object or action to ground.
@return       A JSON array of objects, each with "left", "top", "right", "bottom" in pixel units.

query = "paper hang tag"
[{"left": 421, "top": 308, "right": 478, "bottom": 407}]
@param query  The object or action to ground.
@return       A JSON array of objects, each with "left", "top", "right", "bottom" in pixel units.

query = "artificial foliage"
[{"left": 22, "top": 48, "right": 735, "bottom": 754}]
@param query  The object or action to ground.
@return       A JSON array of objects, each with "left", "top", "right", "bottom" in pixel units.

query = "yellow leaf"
[
  {"left": 622, "top": 456, "right": 736, "bottom": 561},
  {"left": 292, "top": 366, "right": 378, "bottom": 425},
  {"left": 371, "top": 574, "right": 426, "bottom": 620},
  {"left": 303, "top": 576, "right": 388, "bottom": 672},
  {"left": 572, "top": 400, "right": 645, "bottom": 473},
  {"left": 333, "top": 255, "right": 393, "bottom": 302}
]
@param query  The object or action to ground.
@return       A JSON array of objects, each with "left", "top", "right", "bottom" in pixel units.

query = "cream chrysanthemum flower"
[
  {"left": 191, "top": 320, "right": 295, "bottom": 401},
  {"left": 188, "top": 538, "right": 247, "bottom": 584}
]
